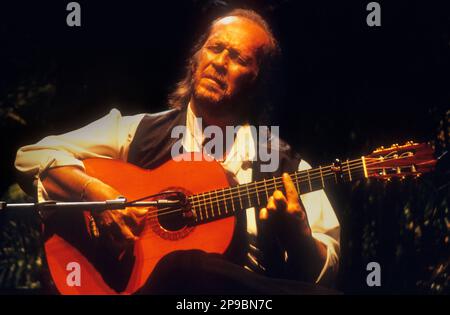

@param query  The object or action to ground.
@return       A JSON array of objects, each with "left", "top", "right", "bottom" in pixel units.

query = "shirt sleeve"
[
  {"left": 14, "top": 108, "right": 145, "bottom": 200},
  {"left": 297, "top": 160, "right": 341, "bottom": 286}
]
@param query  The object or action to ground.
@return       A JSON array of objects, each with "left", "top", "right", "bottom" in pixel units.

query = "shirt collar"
[{"left": 184, "top": 103, "right": 256, "bottom": 175}]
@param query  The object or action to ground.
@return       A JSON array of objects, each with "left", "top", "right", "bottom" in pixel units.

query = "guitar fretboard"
[{"left": 187, "top": 158, "right": 366, "bottom": 225}]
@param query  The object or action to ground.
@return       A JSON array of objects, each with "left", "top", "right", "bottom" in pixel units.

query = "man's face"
[{"left": 193, "top": 16, "right": 271, "bottom": 106}]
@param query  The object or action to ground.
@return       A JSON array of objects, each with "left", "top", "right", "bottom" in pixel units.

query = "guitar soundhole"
[
  {"left": 157, "top": 207, "right": 187, "bottom": 231},
  {"left": 148, "top": 187, "right": 195, "bottom": 240}
]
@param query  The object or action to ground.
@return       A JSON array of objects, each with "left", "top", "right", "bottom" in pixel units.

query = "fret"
[
  {"left": 215, "top": 190, "right": 221, "bottom": 216},
  {"left": 273, "top": 177, "right": 278, "bottom": 191},
  {"left": 208, "top": 191, "right": 215, "bottom": 218},
  {"left": 306, "top": 169, "right": 312, "bottom": 192},
  {"left": 245, "top": 184, "right": 252, "bottom": 208},
  {"left": 263, "top": 178, "right": 269, "bottom": 200},
  {"left": 196, "top": 194, "right": 204, "bottom": 221},
  {"left": 254, "top": 181, "right": 260, "bottom": 205},
  {"left": 229, "top": 187, "right": 236, "bottom": 213},
  {"left": 237, "top": 186, "right": 243, "bottom": 209},
  {"left": 189, "top": 197, "right": 199, "bottom": 223},
  {"left": 203, "top": 193, "right": 209, "bottom": 219},
  {"left": 319, "top": 165, "right": 325, "bottom": 188},
  {"left": 346, "top": 159, "right": 352, "bottom": 181},
  {"left": 223, "top": 188, "right": 229, "bottom": 214},
  {"left": 362, "top": 156, "right": 368, "bottom": 178},
  {"left": 294, "top": 172, "right": 301, "bottom": 194}
]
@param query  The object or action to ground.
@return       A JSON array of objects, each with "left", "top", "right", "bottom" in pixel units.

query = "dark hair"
[{"left": 168, "top": 8, "right": 281, "bottom": 124}]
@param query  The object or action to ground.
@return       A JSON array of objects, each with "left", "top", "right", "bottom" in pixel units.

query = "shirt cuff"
[
  {"left": 34, "top": 153, "right": 86, "bottom": 201},
  {"left": 36, "top": 176, "right": 49, "bottom": 202},
  {"left": 37, "top": 151, "right": 86, "bottom": 175}
]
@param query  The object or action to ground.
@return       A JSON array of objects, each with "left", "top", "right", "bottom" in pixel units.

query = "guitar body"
[{"left": 44, "top": 157, "right": 235, "bottom": 294}]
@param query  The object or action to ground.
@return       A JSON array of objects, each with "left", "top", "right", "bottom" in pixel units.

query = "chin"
[{"left": 194, "top": 86, "right": 224, "bottom": 105}]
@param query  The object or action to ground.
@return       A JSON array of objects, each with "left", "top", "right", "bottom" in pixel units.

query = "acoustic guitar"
[{"left": 42, "top": 141, "right": 436, "bottom": 294}]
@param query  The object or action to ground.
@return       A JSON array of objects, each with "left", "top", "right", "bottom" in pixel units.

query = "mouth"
[{"left": 202, "top": 75, "right": 227, "bottom": 90}]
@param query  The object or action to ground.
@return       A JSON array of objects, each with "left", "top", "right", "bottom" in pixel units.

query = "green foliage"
[
  {"left": 335, "top": 174, "right": 449, "bottom": 294},
  {"left": 0, "top": 185, "right": 46, "bottom": 291}
]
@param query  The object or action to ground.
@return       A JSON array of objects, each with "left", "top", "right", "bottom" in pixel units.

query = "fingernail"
[
  {"left": 274, "top": 190, "right": 283, "bottom": 199},
  {"left": 259, "top": 208, "right": 267, "bottom": 220}
]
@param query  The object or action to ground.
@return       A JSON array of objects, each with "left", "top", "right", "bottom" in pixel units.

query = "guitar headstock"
[{"left": 363, "top": 141, "right": 436, "bottom": 180}]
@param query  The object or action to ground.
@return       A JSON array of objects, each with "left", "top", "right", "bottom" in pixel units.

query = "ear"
[
  {"left": 248, "top": 64, "right": 260, "bottom": 83},
  {"left": 250, "top": 67, "right": 260, "bottom": 84}
]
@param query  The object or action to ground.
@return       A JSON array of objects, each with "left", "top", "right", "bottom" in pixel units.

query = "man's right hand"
[
  {"left": 42, "top": 166, "right": 148, "bottom": 246},
  {"left": 93, "top": 207, "right": 147, "bottom": 244},
  {"left": 84, "top": 178, "right": 148, "bottom": 244}
]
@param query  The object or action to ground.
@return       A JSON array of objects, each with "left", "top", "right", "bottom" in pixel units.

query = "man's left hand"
[{"left": 259, "top": 173, "right": 312, "bottom": 250}]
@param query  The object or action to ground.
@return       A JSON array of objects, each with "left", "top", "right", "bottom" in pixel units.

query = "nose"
[{"left": 212, "top": 50, "right": 229, "bottom": 74}]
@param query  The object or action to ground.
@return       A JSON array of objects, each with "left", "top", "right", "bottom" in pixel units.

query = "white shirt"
[{"left": 15, "top": 105, "right": 340, "bottom": 284}]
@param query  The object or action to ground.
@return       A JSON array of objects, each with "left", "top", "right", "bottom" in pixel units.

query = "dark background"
[{"left": 0, "top": 0, "right": 449, "bottom": 293}]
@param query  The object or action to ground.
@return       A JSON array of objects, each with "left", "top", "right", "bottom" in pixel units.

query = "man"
[{"left": 15, "top": 9, "right": 340, "bottom": 294}]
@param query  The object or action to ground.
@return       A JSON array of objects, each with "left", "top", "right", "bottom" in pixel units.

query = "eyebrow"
[{"left": 207, "top": 39, "right": 252, "bottom": 61}]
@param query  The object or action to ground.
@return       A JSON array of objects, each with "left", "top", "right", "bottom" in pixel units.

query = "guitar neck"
[{"left": 188, "top": 157, "right": 367, "bottom": 225}]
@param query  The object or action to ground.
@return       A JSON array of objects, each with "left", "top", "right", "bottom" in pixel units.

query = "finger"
[
  {"left": 124, "top": 208, "right": 145, "bottom": 225},
  {"left": 122, "top": 214, "right": 139, "bottom": 232},
  {"left": 282, "top": 173, "right": 300, "bottom": 205},
  {"left": 273, "top": 190, "right": 287, "bottom": 211},
  {"left": 259, "top": 208, "right": 269, "bottom": 221},
  {"left": 129, "top": 207, "right": 148, "bottom": 217},
  {"left": 97, "top": 211, "right": 115, "bottom": 226},
  {"left": 267, "top": 196, "right": 277, "bottom": 211},
  {"left": 102, "top": 217, "right": 123, "bottom": 242},
  {"left": 282, "top": 173, "right": 302, "bottom": 213},
  {"left": 124, "top": 213, "right": 146, "bottom": 236},
  {"left": 117, "top": 223, "right": 138, "bottom": 241},
  {"left": 112, "top": 212, "right": 138, "bottom": 241}
]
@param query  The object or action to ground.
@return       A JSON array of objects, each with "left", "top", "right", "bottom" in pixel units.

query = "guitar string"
[
  {"left": 188, "top": 158, "right": 363, "bottom": 204},
  {"left": 141, "top": 160, "right": 393, "bottom": 221},
  {"left": 178, "top": 160, "right": 364, "bottom": 219},
  {"left": 188, "top": 162, "right": 364, "bottom": 208},
  {"left": 137, "top": 156, "right": 414, "bottom": 220},
  {"left": 131, "top": 162, "right": 362, "bottom": 221},
  {"left": 182, "top": 159, "right": 364, "bottom": 216},
  {"left": 125, "top": 159, "right": 363, "bottom": 216},
  {"left": 189, "top": 154, "right": 415, "bottom": 207},
  {"left": 188, "top": 156, "right": 396, "bottom": 207},
  {"left": 129, "top": 157, "right": 362, "bottom": 207},
  {"left": 138, "top": 156, "right": 411, "bottom": 219}
]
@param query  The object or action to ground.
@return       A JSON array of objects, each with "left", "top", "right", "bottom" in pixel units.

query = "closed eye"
[
  {"left": 207, "top": 44, "right": 224, "bottom": 53},
  {"left": 228, "top": 49, "right": 249, "bottom": 66}
]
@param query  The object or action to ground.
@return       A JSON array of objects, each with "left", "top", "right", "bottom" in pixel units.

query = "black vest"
[{"left": 127, "top": 107, "right": 302, "bottom": 277}]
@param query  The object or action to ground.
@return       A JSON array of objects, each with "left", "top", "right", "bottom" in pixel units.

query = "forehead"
[{"left": 207, "top": 16, "right": 270, "bottom": 54}]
